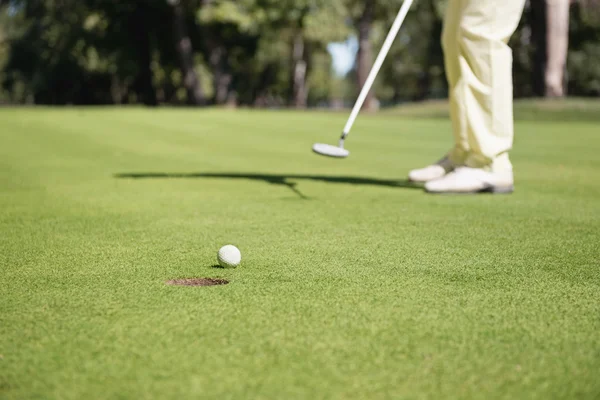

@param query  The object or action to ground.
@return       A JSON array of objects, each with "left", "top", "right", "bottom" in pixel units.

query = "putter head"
[{"left": 312, "top": 143, "right": 350, "bottom": 159}]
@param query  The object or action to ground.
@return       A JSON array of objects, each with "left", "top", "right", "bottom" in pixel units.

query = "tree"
[
  {"left": 169, "top": 0, "right": 206, "bottom": 105},
  {"left": 545, "top": 0, "right": 571, "bottom": 97},
  {"left": 356, "top": 0, "right": 376, "bottom": 110},
  {"left": 346, "top": 0, "right": 423, "bottom": 109},
  {"left": 531, "top": 0, "right": 571, "bottom": 97},
  {"left": 567, "top": 0, "right": 600, "bottom": 95},
  {"left": 129, "top": 2, "right": 158, "bottom": 105},
  {"left": 264, "top": 0, "right": 348, "bottom": 108},
  {"left": 197, "top": 0, "right": 265, "bottom": 105}
]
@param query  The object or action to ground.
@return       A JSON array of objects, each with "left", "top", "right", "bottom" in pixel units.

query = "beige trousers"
[{"left": 443, "top": 0, "right": 527, "bottom": 171}]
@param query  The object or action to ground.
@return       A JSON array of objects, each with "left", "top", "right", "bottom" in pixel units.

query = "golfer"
[{"left": 409, "top": 0, "right": 527, "bottom": 194}]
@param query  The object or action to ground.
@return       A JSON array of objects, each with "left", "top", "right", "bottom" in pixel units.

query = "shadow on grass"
[{"left": 114, "top": 172, "right": 421, "bottom": 199}]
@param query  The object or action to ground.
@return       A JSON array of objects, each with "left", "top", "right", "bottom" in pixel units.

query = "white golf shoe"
[
  {"left": 408, "top": 156, "right": 456, "bottom": 183},
  {"left": 424, "top": 166, "right": 514, "bottom": 194}
]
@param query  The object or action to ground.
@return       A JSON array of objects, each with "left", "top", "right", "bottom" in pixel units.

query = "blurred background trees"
[{"left": 0, "top": 0, "right": 598, "bottom": 107}]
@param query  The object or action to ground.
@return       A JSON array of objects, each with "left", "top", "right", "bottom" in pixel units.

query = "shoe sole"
[
  {"left": 426, "top": 185, "right": 514, "bottom": 195},
  {"left": 484, "top": 185, "right": 514, "bottom": 194}
]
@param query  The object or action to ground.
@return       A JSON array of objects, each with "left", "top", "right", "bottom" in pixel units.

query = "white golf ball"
[{"left": 217, "top": 245, "right": 241, "bottom": 268}]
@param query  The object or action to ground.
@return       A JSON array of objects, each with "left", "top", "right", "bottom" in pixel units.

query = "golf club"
[{"left": 312, "top": 0, "right": 415, "bottom": 158}]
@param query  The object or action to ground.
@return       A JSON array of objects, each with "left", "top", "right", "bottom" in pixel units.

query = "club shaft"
[{"left": 341, "top": 0, "right": 415, "bottom": 138}]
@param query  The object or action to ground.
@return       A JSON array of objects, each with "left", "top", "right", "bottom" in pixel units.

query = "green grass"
[
  {"left": 1, "top": 103, "right": 599, "bottom": 400},
  {"left": 384, "top": 98, "right": 600, "bottom": 122}
]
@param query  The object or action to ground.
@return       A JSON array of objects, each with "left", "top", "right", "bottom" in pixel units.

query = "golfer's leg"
[
  {"left": 442, "top": 0, "right": 468, "bottom": 165},
  {"left": 407, "top": 0, "right": 466, "bottom": 183},
  {"left": 457, "top": 0, "right": 526, "bottom": 171}
]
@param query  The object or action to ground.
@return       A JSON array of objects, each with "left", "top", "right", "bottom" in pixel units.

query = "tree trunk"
[
  {"left": 356, "top": 0, "right": 377, "bottom": 111},
  {"left": 111, "top": 75, "right": 124, "bottom": 105},
  {"left": 415, "top": 0, "right": 443, "bottom": 101},
  {"left": 545, "top": 0, "right": 570, "bottom": 97},
  {"left": 531, "top": 0, "right": 547, "bottom": 96},
  {"left": 129, "top": 3, "right": 157, "bottom": 106},
  {"left": 532, "top": 0, "right": 570, "bottom": 97},
  {"left": 171, "top": 0, "right": 205, "bottom": 106},
  {"left": 210, "top": 46, "right": 233, "bottom": 105},
  {"left": 290, "top": 29, "right": 308, "bottom": 108}
]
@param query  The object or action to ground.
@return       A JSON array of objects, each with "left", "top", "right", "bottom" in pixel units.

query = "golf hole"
[{"left": 166, "top": 278, "right": 229, "bottom": 287}]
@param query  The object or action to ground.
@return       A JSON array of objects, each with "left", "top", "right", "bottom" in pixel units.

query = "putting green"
[{"left": 1, "top": 104, "right": 599, "bottom": 399}]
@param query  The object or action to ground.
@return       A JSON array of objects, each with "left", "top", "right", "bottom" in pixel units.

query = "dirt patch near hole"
[{"left": 166, "top": 278, "right": 229, "bottom": 287}]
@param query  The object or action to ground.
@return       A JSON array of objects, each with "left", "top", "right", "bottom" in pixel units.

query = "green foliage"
[
  {"left": 0, "top": 0, "right": 599, "bottom": 105},
  {"left": 568, "top": 1, "right": 600, "bottom": 96},
  {"left": 569, "top": 42, "right": 600, "bottom": 95}
]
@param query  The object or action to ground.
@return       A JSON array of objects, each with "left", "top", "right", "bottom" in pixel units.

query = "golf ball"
[{"left": 218, "top": 245, "right": 241, "bottom": 268}]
